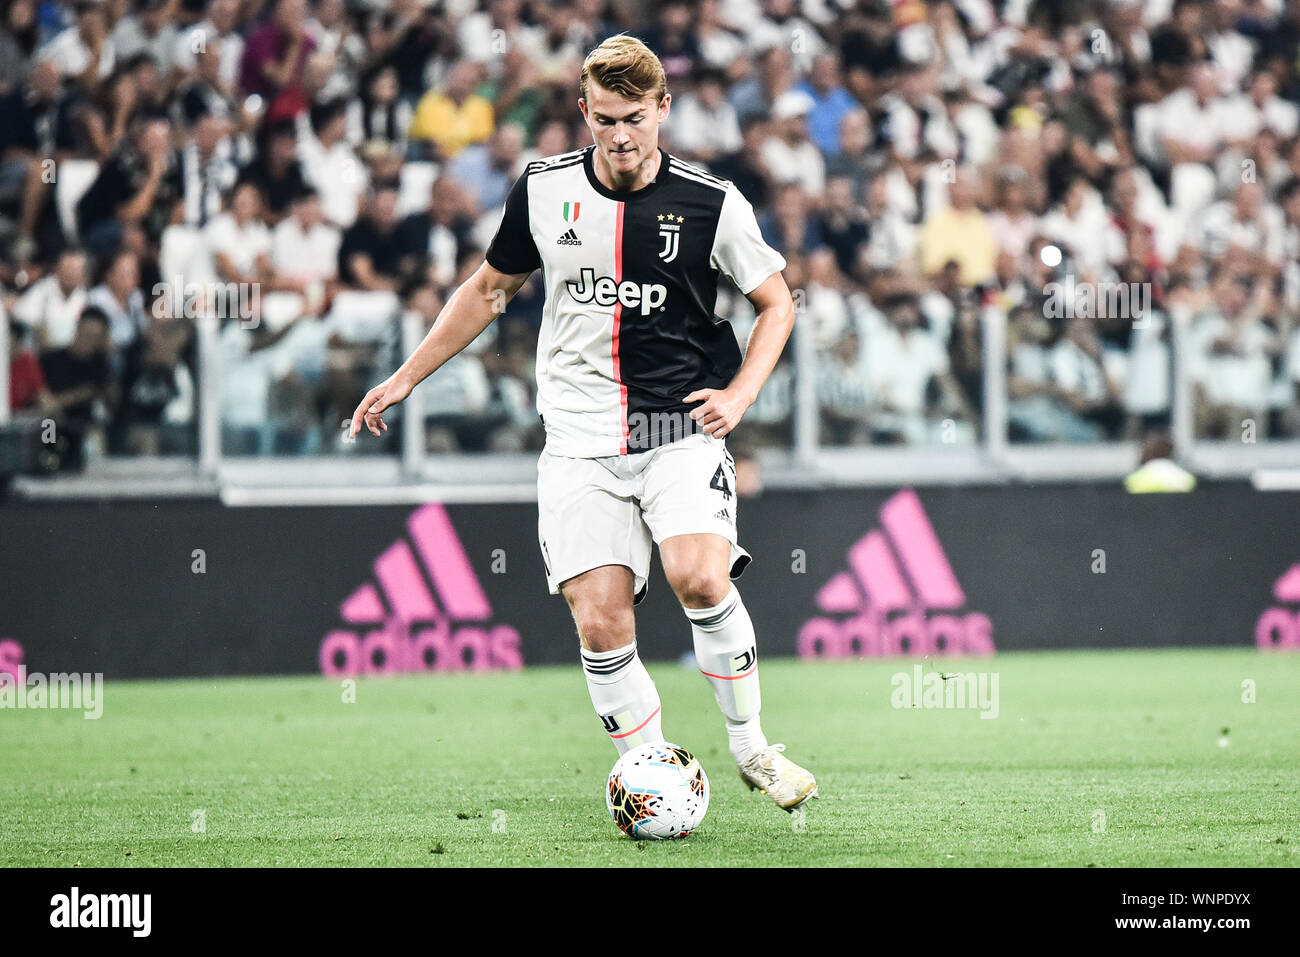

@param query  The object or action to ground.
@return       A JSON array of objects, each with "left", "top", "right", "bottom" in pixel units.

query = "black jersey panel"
[{"left": 615, "top": 173, "right": 738, "bottom": 451}]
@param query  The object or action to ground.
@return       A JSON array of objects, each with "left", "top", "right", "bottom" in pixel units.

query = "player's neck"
[{"left": 593, "top": 146, "right": 662, "bottom": 194}]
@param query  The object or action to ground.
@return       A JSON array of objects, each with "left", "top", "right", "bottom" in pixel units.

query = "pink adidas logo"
[
  {"left": 319, "top": 504, "right": 523, "bottom": 675},
  {"left": 798, "top": 489, "right": 993, "bottom": 659},
  {"left": 0, "top": 639, "right": 22, "bottom": 682},
  {"left": 1255, "top": 564, "right": 1300, "bottom": 649}
]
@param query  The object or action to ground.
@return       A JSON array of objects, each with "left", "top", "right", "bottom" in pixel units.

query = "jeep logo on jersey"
[{"left": 566, "top": 268, "right": 667, "bottom": 316}]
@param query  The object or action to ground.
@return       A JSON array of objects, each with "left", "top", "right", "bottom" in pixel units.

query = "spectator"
[
  {"left": 39, "top": 0, "right": 115, "bottom": 90},
  {"left": 238, "top": 118, "right": 311, "bottom": 224},
  {"left": 866, "top": 292, "right": 958, "bottom": 444},
  {"left": 174, "top": 0, "right": 245, "bottom": 89},
  {"left": 76, "top": 115, "right": 183, "bottom": 256},
  {"left": 0, "top": 0, "right": 40, "bottom": 96},
  {"left": 338, "top": 181, "right": 408, "bottom": 291},
  {"left": 206, "top": 179, "right": 273, "bottom": 289},
  {"left": 1049, "top": 314, "right": 1125, "bottom": 439},
  {"left": 12, "top": 247, "right": 89, "bottom": 350},
  {"left": 668, "top": 67, "right": 742, "bottom": 164},
  {"left": 447, "top": 122, "right": 525, "bottom": 216},
  {"left": 271, "top": 186, "right": 340, "bottom": 301},
  {"left": 817, "top": 327, "right": 871, "bottom": 445},
  {"left": 299, "top": 97, "right": 366, "bottom": 228},
  {"left": 1191, "top": 272, "right": 1279, "bottom": 438},
  {"left": 795, "top": 52, "right": 856, "bottom": 158},
  {"left": 7, "top": 317, "right": 54, "bottom": 412},
  {"left": 39, "top": 305, "right": 117, "bottom": 459},
  {"left": 760, "top": 89, "right": 825, "bottom": 197},
  {"left": 917, "top": 165, "right": 996, "bottom": 286},
  {"left": 240, "top": 0, "right": 316, "bottom": 114},
  {"left": 409, "top": 59, "right": 494, "bottom": 162},
  {"left": 111, "top": 0, "right": 179, "bottom": 80},
  {"left": 817, "top": 175, "right": 869, "bottom": 280},
  {"left": 87, "top": 248, "right": 147, "bottom": 350}
]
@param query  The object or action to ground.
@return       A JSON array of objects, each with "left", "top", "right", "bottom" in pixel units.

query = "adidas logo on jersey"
[{"left": 556, "top": 229, "right": 582, "bottom": 246}]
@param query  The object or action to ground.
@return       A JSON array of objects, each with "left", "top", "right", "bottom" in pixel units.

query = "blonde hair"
[{"left": 580, "top": 35, "right": 667, "bottom": 105}]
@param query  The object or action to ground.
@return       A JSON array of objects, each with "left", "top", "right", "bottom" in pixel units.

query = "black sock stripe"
[
  {"left": 691, "top": 594, "right": 739, "bottom": 628},
  {"left": 581, "top": 649, "right": 637, "bottom": 674}
]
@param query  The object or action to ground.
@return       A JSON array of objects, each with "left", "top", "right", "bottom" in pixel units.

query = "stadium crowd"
[{"left": 3, "top": 0, "right": 1300, "bottom": 466}]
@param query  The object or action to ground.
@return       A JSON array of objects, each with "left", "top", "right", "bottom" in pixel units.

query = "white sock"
[
  {"left": 685, "top": 586, "right": 768, "bottom": 765},
  {"left": 580, "top": 641, "right": 664, "bottom": 755}
]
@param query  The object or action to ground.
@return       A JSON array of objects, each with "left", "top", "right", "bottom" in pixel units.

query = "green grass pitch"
[{"left": 2, "top": 650, "right": 1297, "bottom": 867}]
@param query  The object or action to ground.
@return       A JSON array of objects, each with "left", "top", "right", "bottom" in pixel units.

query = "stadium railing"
[{"left": 4, "top": 304, "right": 1299, "bottom": 502}]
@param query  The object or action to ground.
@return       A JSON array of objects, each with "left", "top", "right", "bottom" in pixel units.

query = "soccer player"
[{"left": 348, "top": 36, "right": 817, "bottom": 811}]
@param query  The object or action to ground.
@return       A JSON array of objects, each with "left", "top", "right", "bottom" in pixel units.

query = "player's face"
[{"left": 580, "top": 81, "right": 669, "bottom": 177}]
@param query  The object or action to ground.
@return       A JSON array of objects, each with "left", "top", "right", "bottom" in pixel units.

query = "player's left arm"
[{"left": 685, "top": 270, "right": 795, "bottom": 438}]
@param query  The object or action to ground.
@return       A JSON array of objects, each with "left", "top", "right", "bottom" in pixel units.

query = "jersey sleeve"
[
  {"left": 710, "top": 181, "right": 786, "bottom": 295},
  {"left": 485, "top": 171, "right": 541, "bottom": 276}
]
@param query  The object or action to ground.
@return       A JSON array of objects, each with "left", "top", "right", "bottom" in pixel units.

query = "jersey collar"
[{"left": 583, "top": 146, "right": 670, "bottom": 202}]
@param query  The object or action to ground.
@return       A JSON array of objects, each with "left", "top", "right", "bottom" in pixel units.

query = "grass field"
[{"left": 1, "top": 649, "right": 1297, "bottom": 867}]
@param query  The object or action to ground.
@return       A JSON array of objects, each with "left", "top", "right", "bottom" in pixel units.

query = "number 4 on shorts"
[{"left": 710, "top": 463, "right": 733, "bottom": 500}]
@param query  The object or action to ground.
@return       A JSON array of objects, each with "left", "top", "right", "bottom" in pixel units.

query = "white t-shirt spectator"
[
  {"left": 271, "top": 217, "right": 341, "bottom": 286},
  {"left": 760, "top": 135, "right": 825, "bottom": 196},
  {"left": 868, "top": 324, "right": 949, "bottom": 416},
  {"left": 1191, "top": 313, "right": 1275, "bottom": 410},
  {"left": 39, "top": 26, "right": 115, "bottom": 82},
  {"left": 1221, "top": 92, "right": 1300, "bottom": 142},
  {"left": 87, "top": 284, "right": 147, "bottom": 350},
  {"left": 297, "top": 130, "right": 367, "bottom": 228},
  {"left": 205, "top": 213, "right": 271, "bottom": 278},
  {"left": 1156, "top": 87, "right": 1234, "bottom": 158},
  {"left": 669, "top": 93, "right": 743, "bottom": 159},
  {"left": 12, "top": 276, "right": 87, "bottom": 350},
  {"left": 1196, "top": 200, "right": 1286, "bottom": 267},
  {"left": 1050, "top": 339, "right": 1110, "bottom": 404},
  {"left": 111, "top": 17, "right": 177, "bottom": 76}
]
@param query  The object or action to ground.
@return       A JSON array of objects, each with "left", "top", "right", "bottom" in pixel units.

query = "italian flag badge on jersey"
[{"left": 563, "top": 202, "right": 581, "bottom": 222}]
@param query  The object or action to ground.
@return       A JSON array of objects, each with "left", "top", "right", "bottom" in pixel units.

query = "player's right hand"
[{"left": 349, "top": 374, "right": 413, "bottom": 439}]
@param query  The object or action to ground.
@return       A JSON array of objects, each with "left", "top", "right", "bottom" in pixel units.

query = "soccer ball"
[{"left": 606, "top": 742, "right": 709, "bottom": 839}]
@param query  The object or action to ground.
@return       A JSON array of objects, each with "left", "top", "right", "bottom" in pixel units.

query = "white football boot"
[{"left": 738, "top": 744, "right": 818, "bottom": 811}]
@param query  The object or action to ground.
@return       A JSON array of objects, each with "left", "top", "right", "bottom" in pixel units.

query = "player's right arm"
[{"left": 347, "top": 261, "right": 530, "bottom": 438}]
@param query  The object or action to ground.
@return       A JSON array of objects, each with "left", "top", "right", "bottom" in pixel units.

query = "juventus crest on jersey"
[{"left": 486, "top": 146, "right": 786, "bottom": 457}]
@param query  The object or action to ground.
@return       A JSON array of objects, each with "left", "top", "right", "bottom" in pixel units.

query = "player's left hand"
[{"left": 683, "top": 387, "right": 753, "bottom": 439}]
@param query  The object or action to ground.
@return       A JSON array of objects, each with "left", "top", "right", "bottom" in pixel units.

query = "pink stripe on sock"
[{"left": 610, "top": 705, "right": 662, "bottom": 739}]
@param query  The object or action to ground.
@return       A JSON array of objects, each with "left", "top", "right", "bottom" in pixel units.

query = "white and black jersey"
[{"left": 486, "top": 146, "right": 785, "bottom": 457}]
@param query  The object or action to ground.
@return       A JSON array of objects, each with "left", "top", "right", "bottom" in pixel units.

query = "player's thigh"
[
  {"left": 558, "top": 564, "right": 637, "bottom": 653},
  {"left": 537, "top": 449, "right": 654, "bottom": 611},
  {"left": 639, "top": 434, "right": 751, "bottom": 605}
]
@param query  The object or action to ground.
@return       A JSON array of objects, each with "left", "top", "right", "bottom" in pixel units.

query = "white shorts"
[{"left": 537, "top": 432, "right": 751, "bottom": 603}]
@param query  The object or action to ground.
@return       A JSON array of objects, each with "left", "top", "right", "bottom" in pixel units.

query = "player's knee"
[
  {"left": 673, "top": 571, "right": 731, "bottom": 610},
  {"left": 570, "top": 603, "right": 635, "bottom": 653}
]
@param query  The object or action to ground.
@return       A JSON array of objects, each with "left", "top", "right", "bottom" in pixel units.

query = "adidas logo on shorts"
[
  {"left": 556, "top": 229, "right": 582, "bottom": 246},
  {"left": 713, "top": 508, "right": 732, "bottom": 523}
]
